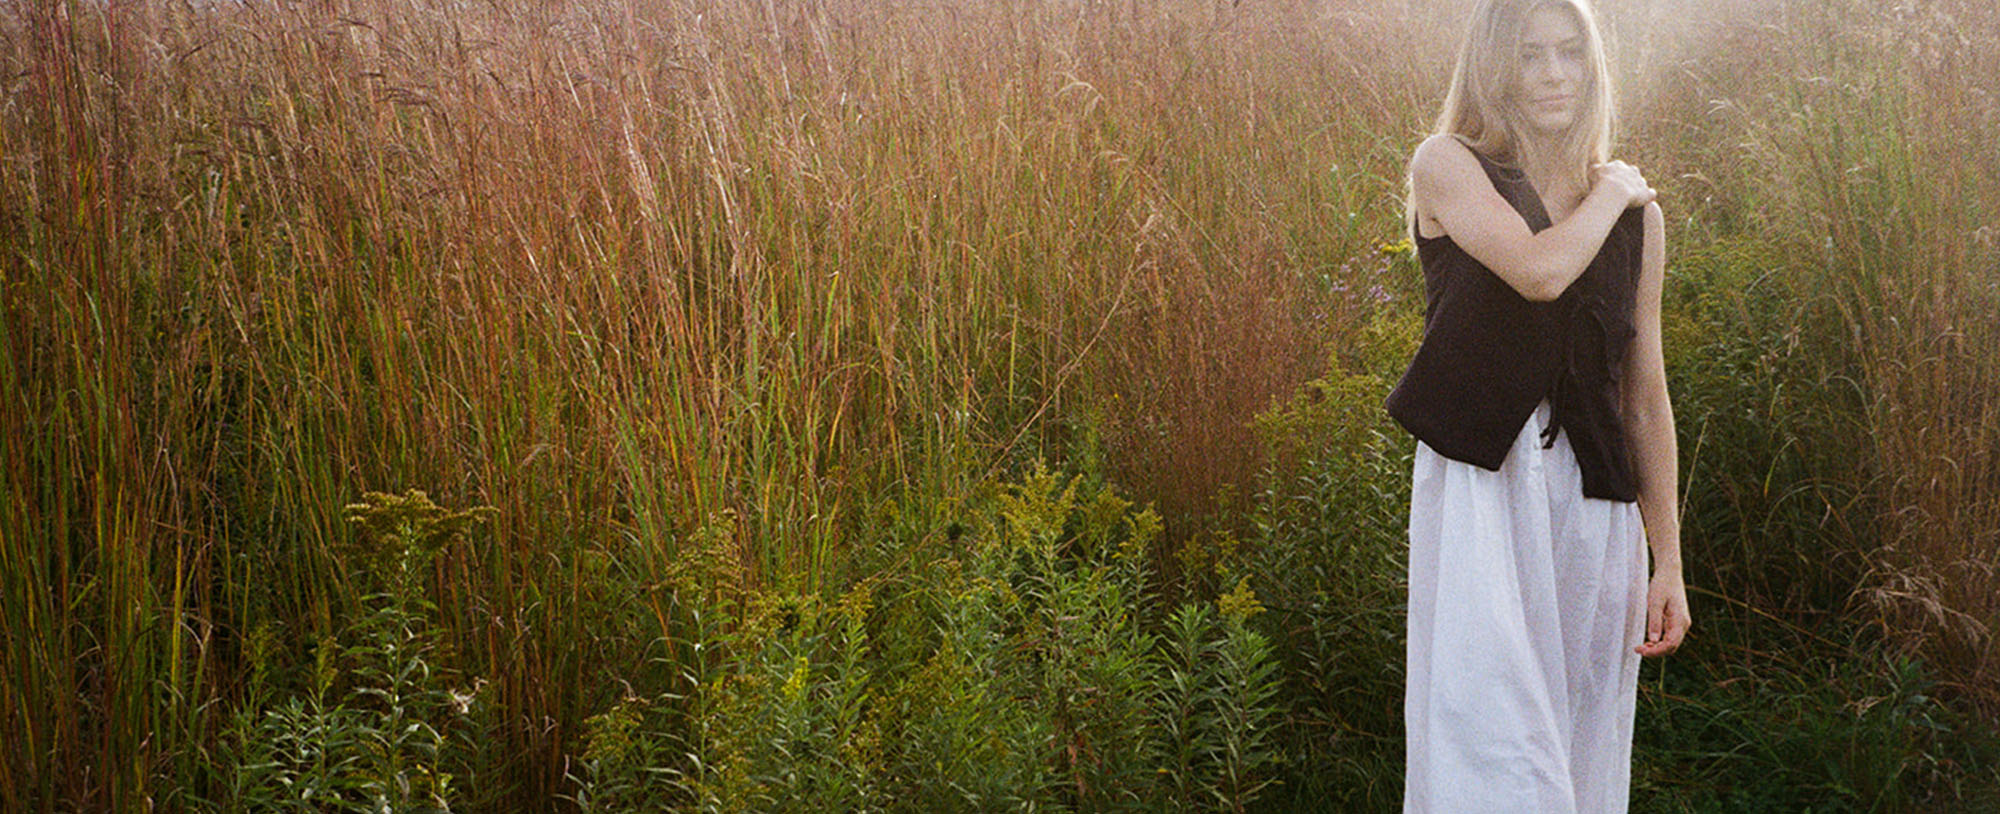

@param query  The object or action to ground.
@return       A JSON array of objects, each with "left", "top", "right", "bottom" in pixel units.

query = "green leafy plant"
[
  {"left": 219, "top": 491, "right": 491, "bottom": 812},
  {"left": 1154, "top": 590, "right": 1285, "bottom": 813}
]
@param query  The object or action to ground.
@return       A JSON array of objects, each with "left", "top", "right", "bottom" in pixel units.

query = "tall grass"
[
  {"left": 1823, "top": 0, "right": 2000, "bottom": 713},
  {"left": 1629, "top": 0, "right": 2000, "bottom": 714},
  {"left": 2, "top": 0, "right": 1996, "bottom": 809},
  {"left": 1, "top": 0, "right": 1411, "bottom": 806}
]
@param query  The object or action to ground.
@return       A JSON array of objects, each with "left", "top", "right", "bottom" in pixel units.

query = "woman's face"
[{"left": 1511, "top": 6, "right": 1588, "bottom": 137}]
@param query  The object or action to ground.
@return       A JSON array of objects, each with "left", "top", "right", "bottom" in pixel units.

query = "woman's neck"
[{"left": 1516, "top": 140, "right": 1584, "bottom": 218}]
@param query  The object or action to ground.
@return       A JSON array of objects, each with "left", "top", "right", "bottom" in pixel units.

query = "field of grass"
[{"left": 3, "top": 0, "right": 1997, "bottom": 810}]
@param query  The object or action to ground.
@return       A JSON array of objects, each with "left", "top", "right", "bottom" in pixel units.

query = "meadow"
[{"left": 3, "top": 0, "right": 1997, "bottom": 810}]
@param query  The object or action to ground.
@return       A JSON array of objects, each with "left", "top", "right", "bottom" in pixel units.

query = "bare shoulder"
[
  {"left": 1410, "top": 133, "right": 1483, "bottom": 193},
  {"left": 1410, "top": 135, "right": 1490, "bottom": 235}
]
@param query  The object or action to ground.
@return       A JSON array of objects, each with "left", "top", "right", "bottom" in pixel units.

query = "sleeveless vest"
[{"left": 1384, "top": 147, "right": 1644, "bottom": 502}]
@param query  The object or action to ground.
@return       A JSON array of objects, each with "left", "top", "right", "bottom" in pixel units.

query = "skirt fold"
[{"left": 1404, "top": 401, "right": 1648, "bottom": 814}]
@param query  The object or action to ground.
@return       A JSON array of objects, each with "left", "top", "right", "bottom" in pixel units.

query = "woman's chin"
[{"left": 1524, "top": 114, "right": 1578, "bottom": 140}]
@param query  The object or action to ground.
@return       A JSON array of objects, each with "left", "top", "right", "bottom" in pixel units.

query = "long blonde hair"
[{"left": 1419, "top": 0, "right": 1615, "bottom": 216}]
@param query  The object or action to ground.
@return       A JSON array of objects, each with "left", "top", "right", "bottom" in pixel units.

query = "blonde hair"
[{"left": 1429, "top": 0, "right": 1615, "bottom": 195}]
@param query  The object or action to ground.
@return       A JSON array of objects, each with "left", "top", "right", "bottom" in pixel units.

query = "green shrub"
[
  {"left": 568, "top": 695, "right": 678, "bottom": 813},
  {"left": 1239, "top": 313, "right": 1416, "bottom": 812},
  {"left": 218, "top": 490, "right": 492, "bottom": 812},
  {"left": 1156, "top": 590, "right": 1286, "bottom": 812},
  {"left": 1634, "top": 648, "right": 2000, "bottom": 813},
  {"left": 675, "top": 588, "right": 880, "bottom": 813},
  {"left": 601, "top": 463, "right": 1289, "bottom": 813},
  {"left": 878, "top": 562, "right": 1057, "bottom": 811}
]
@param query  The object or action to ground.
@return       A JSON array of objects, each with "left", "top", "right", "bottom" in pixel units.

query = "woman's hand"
[
  {"left": 1635, "top": 567, "right": 1690, "bottom": 657},
  {"left": 1590, "top": 160, "right": 1657, "bottom": 209}
]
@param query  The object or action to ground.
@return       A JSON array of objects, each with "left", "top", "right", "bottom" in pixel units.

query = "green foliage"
[
  {"left": 1658, "top": 236, "right": 1873, "bottom": 616},
  {"left": 974, "top": 466, "right": 1157, "bottom": 808},
  {"left": 1241, "top": 327, "right": 1415, "bottom": 811},
  {"left": 677, "top": 588, "right": 881, "bottom": 813},
  {"left": 337, "top": 491, "right": 498, "bottom": 595},
  {"left": 964, "top": 463, "right": 1284, "bottom": 812},
  {"left": 1156, "top": 599, "right": 1285, "bottom": 812},
  {"left": 1634, "top": 647, "right": 2000, "bottom": 813},
  {"left": 878, "top": 564, "right": 1056, "bottom": 811},
  {"left": 565, "top": 464, "right": 1286, "bottom": 812},
  {"left": 569, "top": 696, "right": 661, "bottom": 812},
  {"left": 217, "top": 490, "right": 491, "bottom": 812},
  {"left": 222, "top": 640, "right": 372, "bottom": 812}
]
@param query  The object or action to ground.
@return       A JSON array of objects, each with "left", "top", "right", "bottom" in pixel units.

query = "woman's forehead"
[{"left": 1520, "top": 7, "right": 1582, "bottom": 46}]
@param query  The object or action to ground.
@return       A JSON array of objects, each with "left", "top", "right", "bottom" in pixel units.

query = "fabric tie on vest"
[
  {"left": 1539, "top": 300, "right": 1575, "bottom": 450},
  {"left": 1536, "top": 294, "right": 1600, "bottom": 450},
  {"left": 1540, "top": 292, "right": 1619, "bottom": 451}
]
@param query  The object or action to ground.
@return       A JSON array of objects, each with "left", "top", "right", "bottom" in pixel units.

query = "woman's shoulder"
[
  {"left": 1411, "top": 134, "right": 1507, "bottom": 198},
  {"left": 1411, "top": 134, "right": 1481, "bottom": 178},
  {"left": 1409, "top": 135, "right": 1507, "bottom": 231}
]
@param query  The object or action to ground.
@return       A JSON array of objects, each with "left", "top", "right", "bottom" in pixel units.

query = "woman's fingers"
[
  {"left": 1663, "top": 593, "right": 1691, "bottom": 648},
  {"left": 1646, "top": 592, "right": 1665, "bottom": 646},
  {"left": 1642, "top": 613, "right": 1687, "bottom": 655},
  {"left": 1591, "top": 161, "right": 1656, "bottom": 208},
  {"left": 1636, "top": 578, "right": 1690, "bottom": 657}
]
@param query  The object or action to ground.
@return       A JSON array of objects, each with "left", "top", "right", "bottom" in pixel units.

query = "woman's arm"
[
  {"left": 1410, "top": 134, "right": 1655, "bottom": 301},
  {"left": 1623, "top": 200, "right": 1691, "bottom": 657}
]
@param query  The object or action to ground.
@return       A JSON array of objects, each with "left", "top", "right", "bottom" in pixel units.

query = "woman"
[{"left": 1383, "top": 0, "right": 1691, "bottom": 811}]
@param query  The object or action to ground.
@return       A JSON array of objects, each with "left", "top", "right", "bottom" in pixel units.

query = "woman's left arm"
[{"left": 1625, "top": 200, "right": 1691, "bottom": 657}]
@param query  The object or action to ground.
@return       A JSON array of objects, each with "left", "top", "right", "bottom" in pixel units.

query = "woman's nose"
[{"left": 1531, "top": 58, "right": 1561, "bottom": 85}]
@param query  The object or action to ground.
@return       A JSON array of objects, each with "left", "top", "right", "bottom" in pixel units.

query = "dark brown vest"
[{"left": 1385, "top": 147, "right": 1644, "bottom": 502}]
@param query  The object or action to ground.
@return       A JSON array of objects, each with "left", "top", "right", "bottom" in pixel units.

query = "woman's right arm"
[{"left": 1410, "top": 134, "right": 1655, "bottom": 301}]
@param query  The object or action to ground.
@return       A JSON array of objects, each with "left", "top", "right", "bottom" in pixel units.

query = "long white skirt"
[{"left": 1404, "top": 400, "right": 1649, "bottom": 814}]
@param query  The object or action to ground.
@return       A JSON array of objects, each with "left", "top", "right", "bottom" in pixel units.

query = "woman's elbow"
[
  {"left": 1622, "top": 387, "right": 1674, "bottom": 431},
  {"left": 1511, "top": 268, "right": 1567, "bottom": 302}
]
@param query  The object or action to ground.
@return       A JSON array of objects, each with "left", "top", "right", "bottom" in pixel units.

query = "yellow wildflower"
[
  {"left": 1218, "top": 576, "right": 1266, "bottom": 622},
  {"left": 782, "top": 654, "right": 810, "bottom": 702}
]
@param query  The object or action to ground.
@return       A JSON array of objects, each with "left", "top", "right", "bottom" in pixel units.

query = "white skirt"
[{"left": 1404, "top": 400, "right": 1649, "bottom": 814}]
